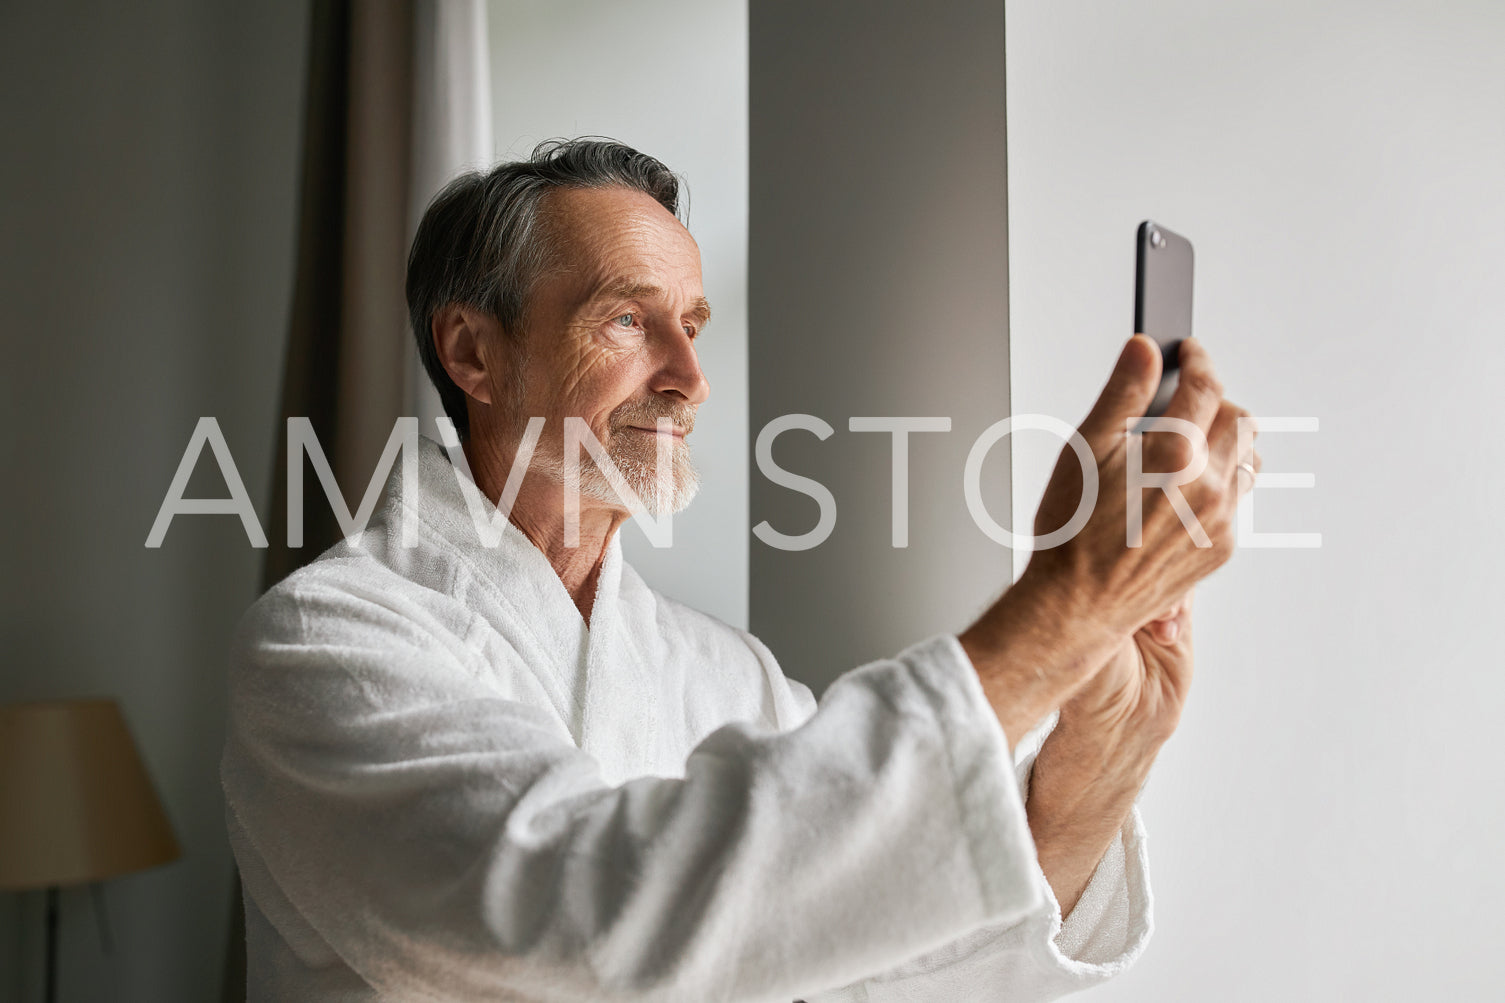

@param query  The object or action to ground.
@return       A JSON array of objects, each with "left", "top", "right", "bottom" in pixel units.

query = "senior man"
[{"left": 223, "top": 139, "right": 1259, "bottom": 1002}]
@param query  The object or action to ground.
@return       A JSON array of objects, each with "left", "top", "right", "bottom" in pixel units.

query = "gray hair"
[{"left": 405, "top": 138, "right": 685, "bottom": 441}]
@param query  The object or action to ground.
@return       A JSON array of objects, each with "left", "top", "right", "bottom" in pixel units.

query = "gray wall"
[
  {"left": 488, "top": 0, "right": 751, "bottom": 629},
  {"left": 750, "top": 0, "right": 1015, "bottom": 690},
  {"left": 1006, "top": 0, "right": 1504, "bottom": 998},
  {"left": 0, "top": 2, "right": 309, "bottom": 1000}
]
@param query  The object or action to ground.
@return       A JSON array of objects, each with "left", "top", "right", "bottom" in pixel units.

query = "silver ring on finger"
[{"left": 1237, "top": 460, "right": 1257, "bottom": 481}]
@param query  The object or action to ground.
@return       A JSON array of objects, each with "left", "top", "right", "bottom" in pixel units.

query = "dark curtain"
[{"left": 222, "top": 0, "right": 414, "bottom": 998}]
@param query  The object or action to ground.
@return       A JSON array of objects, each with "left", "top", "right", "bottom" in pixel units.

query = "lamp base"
[{"left": 44, "top": 885, "right": 58, "bottom": 1003}]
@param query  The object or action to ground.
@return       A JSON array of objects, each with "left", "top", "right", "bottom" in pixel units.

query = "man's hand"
[
  {"left": 966, "top": 334, "right": 1263, "bottom": 919},
  {"left": 1026, "top": 335, "right": 1258, "bottom": 639},
  {"left": 1023, "top": 594, "right": 1194, "bottom": 919},
  {"left": 961, "top": 334, "right": 1260, "bottom": 751},
  {"left": 1059, "top": 421, "right": 1261, "bottom": 744},
  {"left": 1058, "top": 590, "right": 1195, "bottom": 747}
]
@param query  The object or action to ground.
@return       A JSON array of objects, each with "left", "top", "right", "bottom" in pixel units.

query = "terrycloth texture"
[{"left": 222, "top": 435, "right": 1152, "bottom": 1002}]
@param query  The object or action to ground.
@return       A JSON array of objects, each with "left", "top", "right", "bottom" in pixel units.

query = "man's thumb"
[{"left": 1078, "top": 335, "right": 1162, "bottom": 448}]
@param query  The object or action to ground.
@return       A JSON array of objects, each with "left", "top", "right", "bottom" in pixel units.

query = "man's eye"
[{"left": 614, "top": 313, "right": 635, "bottom": 328}]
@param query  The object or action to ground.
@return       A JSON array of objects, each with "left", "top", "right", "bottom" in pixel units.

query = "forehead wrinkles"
[
  {"left": 543, "top": 189, "right": 698, "bottom": 287},
  {"left": 587, "top": 224, "right": 699, "bottom": 293}
]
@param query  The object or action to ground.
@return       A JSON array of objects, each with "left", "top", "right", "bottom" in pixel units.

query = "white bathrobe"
[{"left": 221, "top": 435, "right": 1152, "bottom": 1002}]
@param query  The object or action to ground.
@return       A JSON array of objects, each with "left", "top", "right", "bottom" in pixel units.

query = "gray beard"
[
  {"left": 527, "top": 421, "right": 701, "bottom": 517},
  {"left": 583, "top": 432, "right": 700, "bottom": 516}
]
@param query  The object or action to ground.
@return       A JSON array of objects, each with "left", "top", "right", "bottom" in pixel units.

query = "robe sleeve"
[
  {"left": 801, "top": 709, "right": 1154, "bottom": 1001},
  {"left": 223, "top": 582, "right": 1060, "bottom": 1002}
]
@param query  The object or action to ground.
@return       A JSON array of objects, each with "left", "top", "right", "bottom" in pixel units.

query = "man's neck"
[{"left": 462, "top": 438, "right": 628, "bottom": 625}]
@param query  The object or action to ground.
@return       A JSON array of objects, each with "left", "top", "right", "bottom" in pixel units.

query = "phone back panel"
[{"left": 1135, "top": 220, "right": 1195, "bottom": 417}]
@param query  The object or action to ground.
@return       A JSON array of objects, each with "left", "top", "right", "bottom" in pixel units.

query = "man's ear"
[{"left": 431, "top": 304, "right": 496, "bottom": 405}]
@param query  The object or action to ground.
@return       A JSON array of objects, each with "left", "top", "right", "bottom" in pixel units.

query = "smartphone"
[{"left": 1134, "top": 220, "right": 1194, "bottom": 419}]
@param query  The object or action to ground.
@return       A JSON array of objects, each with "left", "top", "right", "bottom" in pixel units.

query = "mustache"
[{"left": 609, "top": 398, "right": 698, "bottom": 434}]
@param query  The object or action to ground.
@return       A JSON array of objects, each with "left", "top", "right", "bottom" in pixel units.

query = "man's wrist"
[
  {"left": 960, "top": 569, "right": 1122, "bottom": 753},
  {"left": 1046, "top": 703, "right": 1165, "bottom": 786},
  {"left": 1026, "top": 724, "right": 1157, "bottom": 918}
]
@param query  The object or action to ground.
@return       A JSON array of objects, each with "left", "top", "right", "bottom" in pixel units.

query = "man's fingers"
[
  {"left": 1150, "top": 588, "right": 1193, "bottom": 625},
  {"left": 1236, "top": 449, "right": 1263, "bottom": 494},
  {"left": 1207, "top": 399, "right": 1256, "bottom": 480},
  {"left": 1148, "top": 604, "right": 1186, "bottom": 644},
  {"left": 1148, "top": 589, "right": 1194, "bottom": 644},
  {"left": 1078, "top": 334, "right": 1162, "bottom": 455},
  {"left": 1159, "top": 337, "right": 1223, "bottom": 433}
]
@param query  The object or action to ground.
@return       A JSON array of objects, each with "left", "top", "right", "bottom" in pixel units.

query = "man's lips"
[{"left": 625, "top": 425, "right": 687, "bottom": 439}]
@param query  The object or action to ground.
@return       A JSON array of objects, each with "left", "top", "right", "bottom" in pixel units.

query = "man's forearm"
[{"left": 1025, "top": 718, "right": 1159, "bottom": 919}]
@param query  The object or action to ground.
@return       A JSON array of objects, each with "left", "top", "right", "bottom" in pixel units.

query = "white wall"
[
  {"left": 488, "top": 0, "right": 750, "bottom": 628},
  {"left": 0, "top": 2, "right": 309, "bottom": 1001},
  {"left": 1006, "top": 1, "right": 1504, "bottom": 998}
]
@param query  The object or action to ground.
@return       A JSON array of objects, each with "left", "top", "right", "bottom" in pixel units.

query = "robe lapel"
[
  {"left": 407, "top": 437, "right": 591, "bottom": 734},
  {"left": 579, "top": 535, "right": 666, "bottom": 786},
  {"left": 402, "top": 436, "right": 663, "bottom": 782}
]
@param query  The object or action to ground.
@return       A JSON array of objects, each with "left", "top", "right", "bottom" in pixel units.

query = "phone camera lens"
[{"left": 1149, "top": 227, "right": 1166, "bottom": 249}]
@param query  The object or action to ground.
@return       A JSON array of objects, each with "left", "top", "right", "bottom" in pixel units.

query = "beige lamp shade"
[{"left": 0, "top": 698, "right": 181, "bottom": 891}]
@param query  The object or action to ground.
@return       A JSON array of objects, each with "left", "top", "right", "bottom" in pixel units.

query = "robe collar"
[
  {"left": 379, "top": 435, "right": 669, "bottom": 781},
  {"left": 387, "top": 435, "right": 624, "bottom": 661}
]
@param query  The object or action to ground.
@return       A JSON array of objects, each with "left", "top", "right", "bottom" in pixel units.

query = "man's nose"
[{"left": 651, "top": 326, "right": 711, "bottom": 405}]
